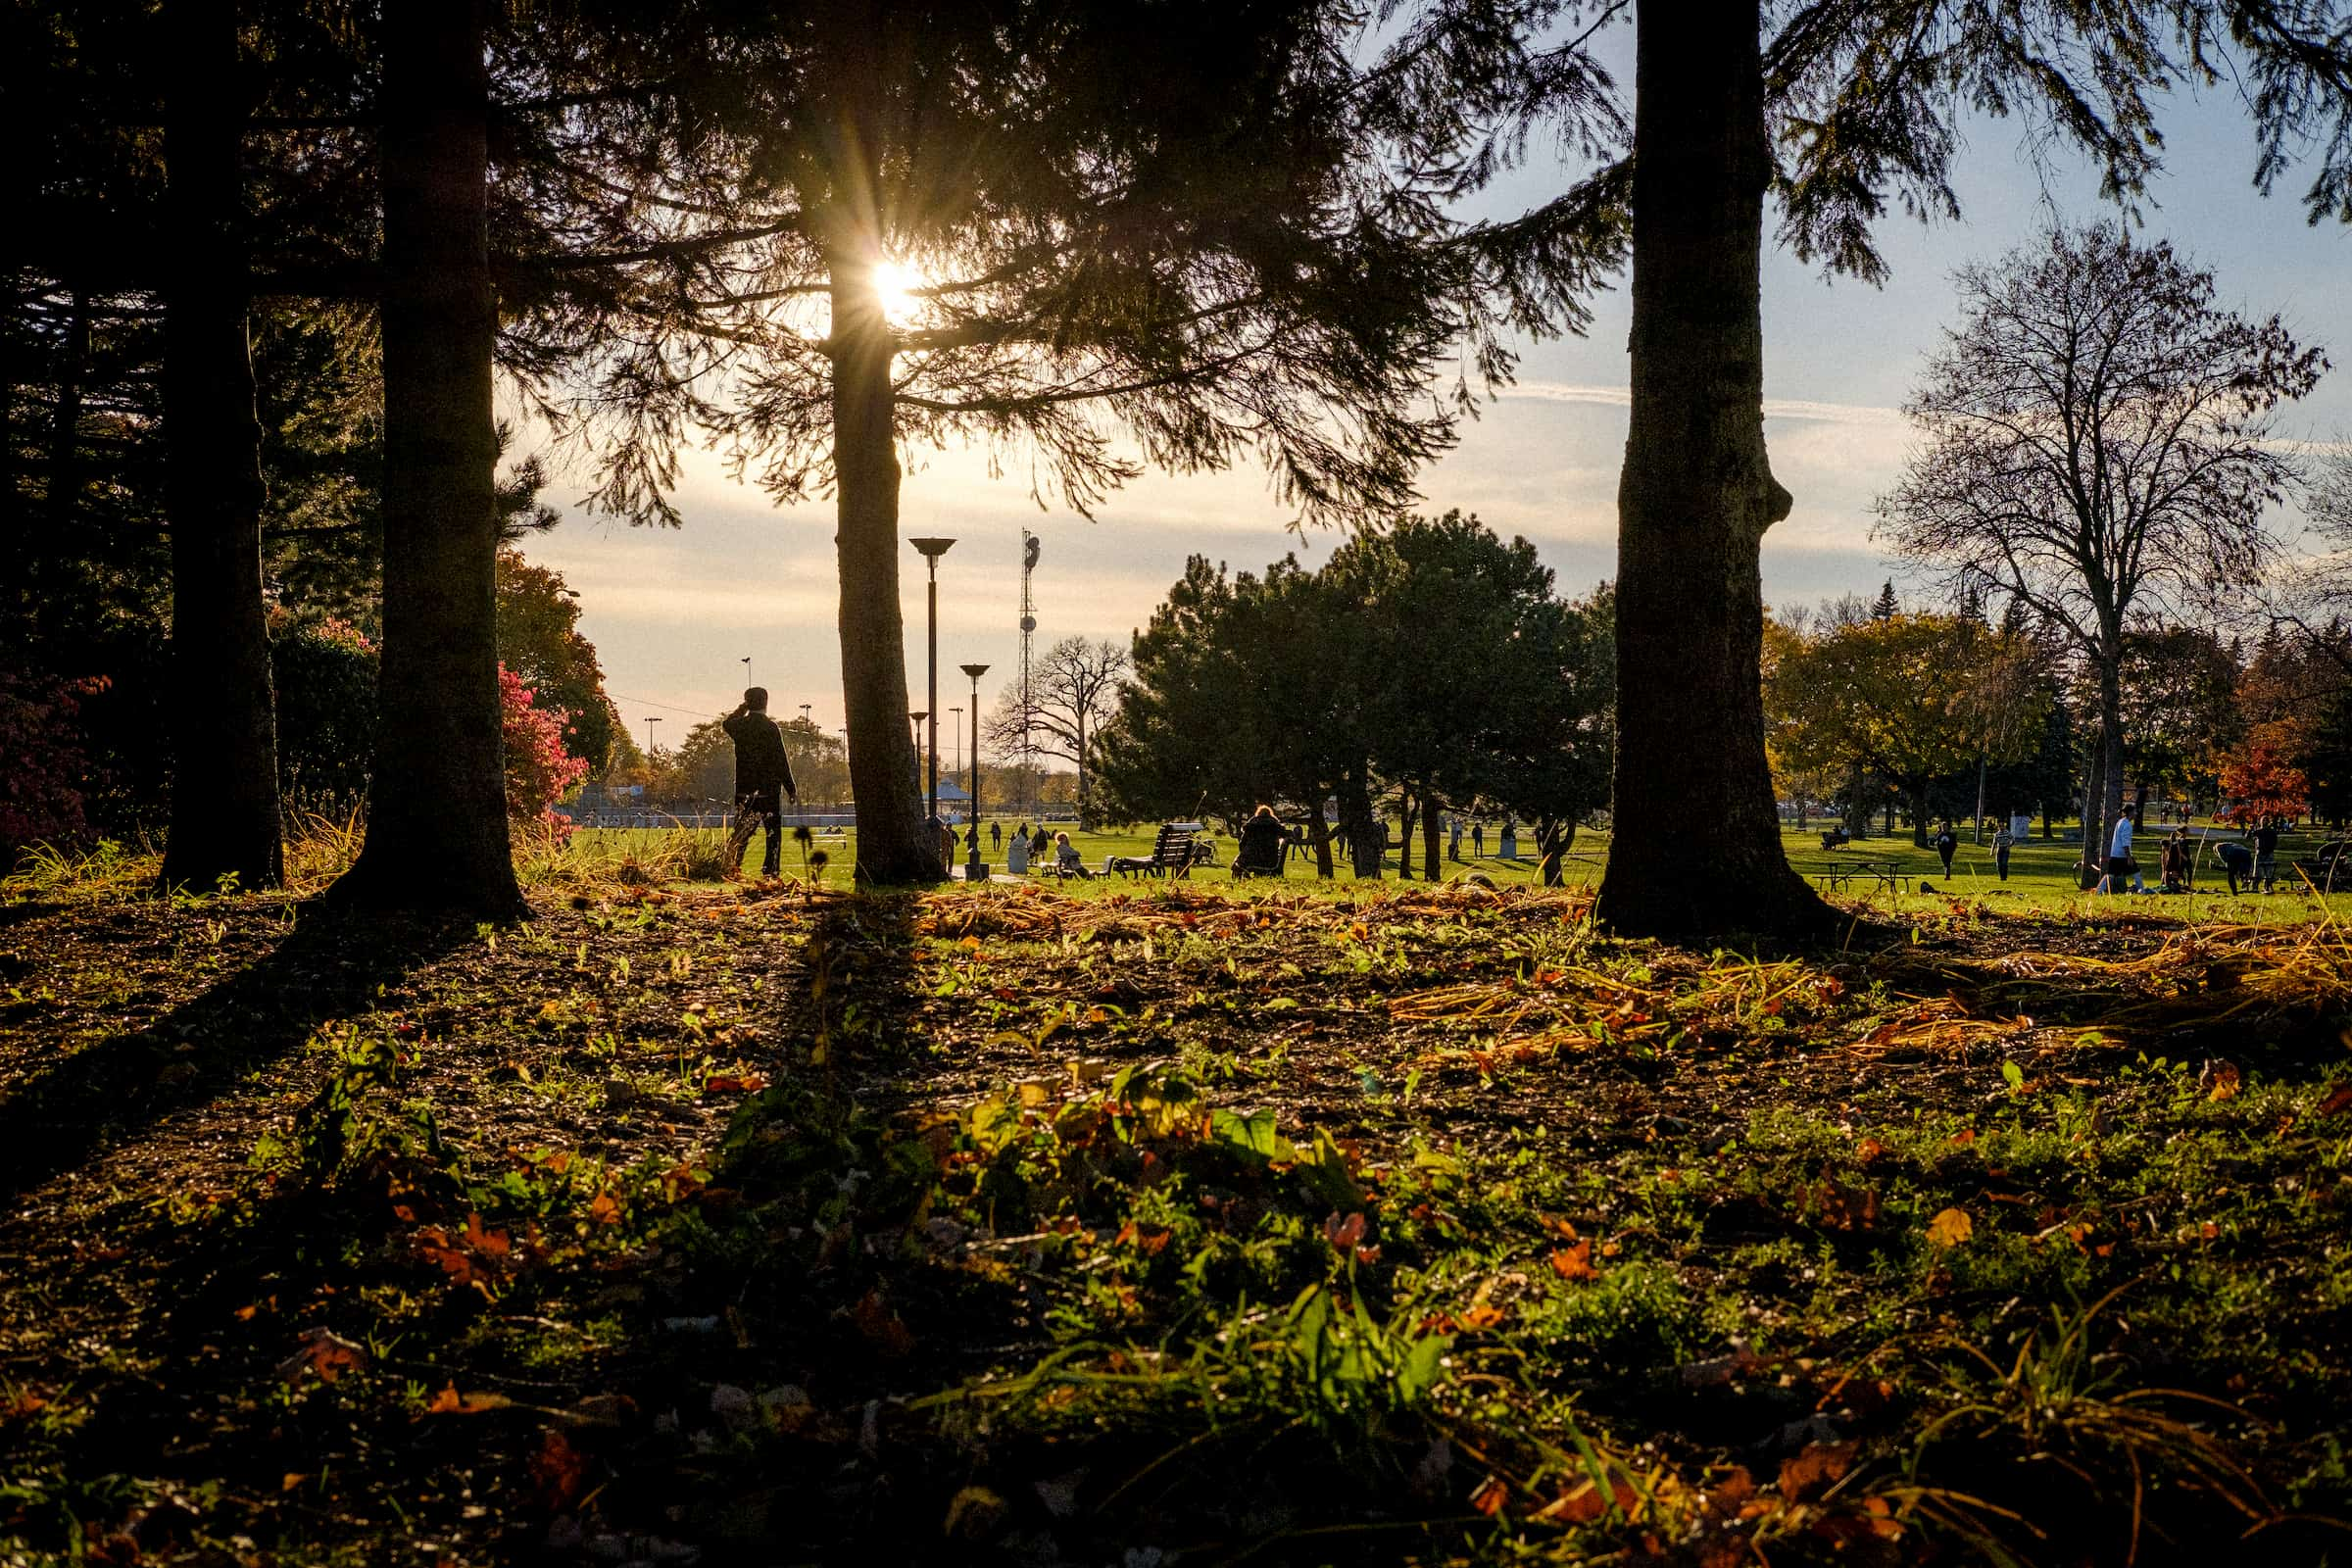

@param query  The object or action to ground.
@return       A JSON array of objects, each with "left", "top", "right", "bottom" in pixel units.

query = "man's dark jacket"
[{"left": 724, "top": 710, "right": 797, "bottom": 798}]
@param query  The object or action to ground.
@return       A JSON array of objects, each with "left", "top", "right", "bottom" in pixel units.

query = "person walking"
[
  {"left": 990, "top": 820, "right": 1002, "bottom": 851},
  {"left": 2253, "top": 819, "right": 2280, "bottom": 893},
  {"left": 722, "top": 688, "right": 798, "bottom": 878},
  {"left": 1471, "top": 820, "right": 1484, "bottom": 858},
  {"left": 1449, "top": 815, "right": 1464, "bottom": 862},
  {"left": 1992, "top": 821, "right": 2014, "bottom": 882},
  {"left": 1934, "top": 820, "right": 1958, "bottom": 879}
]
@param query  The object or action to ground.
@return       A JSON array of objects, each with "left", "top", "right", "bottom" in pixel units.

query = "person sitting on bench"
[
  {"left": 1235, "top": 804, "right": 1287, "bottom": 876},
  {"left": 1054, "top": 830, "right": 1091, "bottom": 878}
]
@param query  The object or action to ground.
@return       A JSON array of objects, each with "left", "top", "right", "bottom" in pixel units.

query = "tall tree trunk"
[
  {"left": 1595, "top": 0, "right": 1835, "bottom": 941},
  {"left": 331, "top": 0, "right": 523, "bottom": 918},
  {"left": 1909, "top": 782, "right": 1929, "bottom": 848},
  {"left": 827, "top": 244, "right": 938, "bottom": 884},
  {"left": 1973, "top": 753, "right": 1986, "bottom": 843},
  {"left": 2079, "top": 713, "right": 2107, "bottom": 890},
  {"left": 159, "top": 0, "right": 281, "bottom": 895},
  {"left": 1396, "top": 789, "right": 1415, "bottom": 879},
  {"left": 1301, "top": 788, "right": 1336, "bottom": 878},
  {"left": 1339, "top": 767, "right": 1381, "bottom": 878},
  {"left": 1843, "top": 761, "right": 1867, "bottom": 839},
  {"left": 1, "top": 275, "right": 28, "bottom": 639},
  {"left": 1422, "top": 790, "right": 1442, "bottom": 880}
]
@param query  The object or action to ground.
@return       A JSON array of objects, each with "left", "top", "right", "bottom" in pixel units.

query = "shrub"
[{"left": 0, "top": 669, "right": 101, "bottom": 871}]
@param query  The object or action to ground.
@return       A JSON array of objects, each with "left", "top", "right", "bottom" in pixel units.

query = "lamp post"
[
  {"left": 643, "top": 715, "right": 661, "bottom": 757},
  {"left": 959, "top": 663, "right": 989, "bottom": 881},
  {"left": 908, "top": 537, "right": 956, "bottom": 840},
  {"left": 950, "top": 706, "right": 962, "bottom": 773}
]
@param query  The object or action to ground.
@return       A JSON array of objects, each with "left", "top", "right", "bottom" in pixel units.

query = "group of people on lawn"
[{"left": 1916, "top": 810, "right": 2290, "bottom": 897}]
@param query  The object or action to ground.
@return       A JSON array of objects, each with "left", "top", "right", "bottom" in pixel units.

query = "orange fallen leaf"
[
  {"left": 2318, "top": 1082, "right": 2352, "bottom": 1118},
  {"left": 1548, "top": 1239, "right": 1599, "bottom": 1282},
  {"left": 424, "top": 1381, "right": 514, "bottom": 1415},
  {"left": 276, "top": 1327, "right": 369, "bottom": 1386},
  {"left": 1926, "top": 1207, "right": 1974, "bottom": 1249},
  {"left": 529, "top": 1427, "right": 589, "bottom": 1508},
  {"left": 704, "top": 1072, "right": 769, "bottom": 1094},
  {"left": 2208, "top": 1062, "right": 2242, "bottom": 1102}
]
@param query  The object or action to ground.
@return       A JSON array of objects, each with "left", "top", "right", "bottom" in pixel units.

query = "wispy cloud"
[{"left": 1499, "top": 380, "right": 1908, "bottom": 428}]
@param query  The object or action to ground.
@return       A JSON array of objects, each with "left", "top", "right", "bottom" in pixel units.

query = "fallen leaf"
[
  {"left": 1548, "top": 1240, "right": 1599, "bottom": 1282},
  {"left": 276, "top": 1327, "right": 369, "bottom": 1386},
  {"left": 1778, "top": 1442, "right": 1855, "bottom": 1502},
  {"left": 2319, "top": 1083, "right": 2352, "bottom": 1118},
  {"left": 530, "top": 1427, "right": 589, "bottom": 1508},
  {"left": 1926, "top": 1207, "right": 1974, "bottom": 1249},
  {"left": 1470, "top": 1476, "right": 1512, "bottom": 1517},
  {"left": 704, "top": 1072, "right": 769, "bottom": 1094},
  {"left": 2208, "top": 1061, "right": 2242, "bottom": 1102},
  {"left": 424, "top": 1381, "right": 514, "bottom": 1414}
]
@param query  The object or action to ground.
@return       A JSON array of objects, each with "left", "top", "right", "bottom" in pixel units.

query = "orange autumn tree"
[{"left": 2219, "top": 723, "right": 2311, "bottom": 825}]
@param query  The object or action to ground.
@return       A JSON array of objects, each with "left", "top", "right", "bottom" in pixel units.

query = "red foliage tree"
[
  {"left": 501, "top": 665, "right": 587, "bottom": 836},
  {"left": 2219, "top": 723, "right": 2312, "bottom": 825}
]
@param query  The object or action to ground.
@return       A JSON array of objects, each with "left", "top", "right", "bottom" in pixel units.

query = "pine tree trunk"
[
  {"left": 1594, "top": 0, "right": 1835, "bottom": 941},
  {"left": 159, "top": 0, "right": 282, "bottom": 895},
  {"left": 1339, "top": 768, "right": 1381, "bottom": 878},
  {"left": 828, "top": 246, "right": 938, "bottom": 884},
  {"left": 331, "top": 0, "right": 524, "bottom": 918}
]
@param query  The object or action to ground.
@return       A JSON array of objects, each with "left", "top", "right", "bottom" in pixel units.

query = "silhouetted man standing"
[{"left": 723, "top": 688, "right": 797, "bottom": 878}]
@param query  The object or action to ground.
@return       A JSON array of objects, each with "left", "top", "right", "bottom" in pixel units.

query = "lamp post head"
[
  {"left": 909, "top": 537, "right": 956, "bottom": 562},
  {"left": 960, "top": 663, "right": 991, "bottom": 683}
]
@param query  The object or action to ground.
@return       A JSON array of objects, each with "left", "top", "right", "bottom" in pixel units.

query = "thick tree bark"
[
  {"left": 1422, "top": 790, "right": 1442, "bottom": 880},
  {"left": 159, "top": 0, "right": 282, "bottom": 895},
  {"left": 1339, "top": 768, "right": 1382, "bottom": 878},
  {"left": 1594, "top": 1, "right": 1836, "bottom": 940},
  {"left": 331, "top": 1, "right": 524, "bottom": 918},
  {"left": 828, "top": 246, "right": 938, "bottom": 885}
]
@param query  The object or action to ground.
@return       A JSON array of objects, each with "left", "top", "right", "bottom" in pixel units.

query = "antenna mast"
[{"left": 1019, "top": 530, "right": 1041, "bottom": 810}]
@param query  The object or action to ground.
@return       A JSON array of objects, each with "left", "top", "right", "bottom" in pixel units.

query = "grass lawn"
[
  {"left": 569, "top": 816, "right": 2352, "bottom": 925},
  {"left": 4, "top": 836, "right": 2351, "bottom": 1565}
]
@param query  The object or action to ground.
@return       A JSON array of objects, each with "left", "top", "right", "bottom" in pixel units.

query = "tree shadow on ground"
[{"left": 0, "top": 904, "right": 471, "bottom": 1200}]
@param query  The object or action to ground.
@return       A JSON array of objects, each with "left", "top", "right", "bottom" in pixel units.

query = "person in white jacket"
[{"left": 2105, "top": 812, "right": 2145, "bottom": 894}]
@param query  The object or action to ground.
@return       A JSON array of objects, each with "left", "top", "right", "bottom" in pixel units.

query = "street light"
[
  {"left": 908, "top": 537, "right": 956, "bottom": 834},
  {"left": 950, "top": 706, "right": 963, "bottom": 773},
  {"left": 643, "top": 715, "right": 662, "bottom": 758},
  {"left": 959, "top": 663, "right": 990, "bottom": 882},
  {"left": 799, "top": 703, "right": 812, "bottom": 726}
]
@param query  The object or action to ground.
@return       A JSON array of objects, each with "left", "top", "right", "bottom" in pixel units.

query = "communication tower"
[{"left": 1019, "top": 530, "right": 1041, "bottom": 807}]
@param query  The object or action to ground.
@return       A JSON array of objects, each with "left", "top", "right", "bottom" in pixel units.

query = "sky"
[{"left": 509, "top": 24, "right": 2352, "bottom": 756}]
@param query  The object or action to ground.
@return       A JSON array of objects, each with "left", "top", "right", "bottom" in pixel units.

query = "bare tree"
[
  {"left": 1877, "top": 222, "right": 2323, "bottom": 886},
  {"left": 986, "top": 636, "right": 1128, "bottom": 828}
]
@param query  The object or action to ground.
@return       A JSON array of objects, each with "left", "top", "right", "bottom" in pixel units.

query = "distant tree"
[
  {"left": 500, "top": 665, "right": 586, "bottom": 834},
  {"left": 986, "top": 637, "right": 1129, "bottom": 830},
  {"left": 2117, "top": 627, "right": 2240, "bottom": 817},
  {"left": 1878, "top": 223, "right": 2323, "bottom": 886},
  {"left": 2220, "top": 725, "right": 2312, "bottom": 825},
  {"left": 1870, "top": 581, "right": 1898, "bottom": 621},
  {"left": 495, "top": 550, "right": 617, "bottom": 772},
  {"left": 1766, "top": 614, "right": 2047, "bottom": 847}
]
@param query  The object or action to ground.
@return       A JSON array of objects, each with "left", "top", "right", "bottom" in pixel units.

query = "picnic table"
[{"left": 1814, "top": 858, "right": 1913, "bottom": 896}]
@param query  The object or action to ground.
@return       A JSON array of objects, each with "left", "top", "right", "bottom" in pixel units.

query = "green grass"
[{"left": 561, "top": 815, "right": 2352, "bottom": 921}]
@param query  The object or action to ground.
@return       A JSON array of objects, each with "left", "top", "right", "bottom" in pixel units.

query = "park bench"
[
  {"left": 1814, "top": 858, "right": 1912, "bottom": 897},
  {"left": 1106, "top": 822, "right": 1205, "bottom": 880},
  {"left": 1231, "top": 824, "right": 1293, "bottom": 878},
  {"left": 1819, "top": 825, "right": 1850, "bottom": 851}
]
